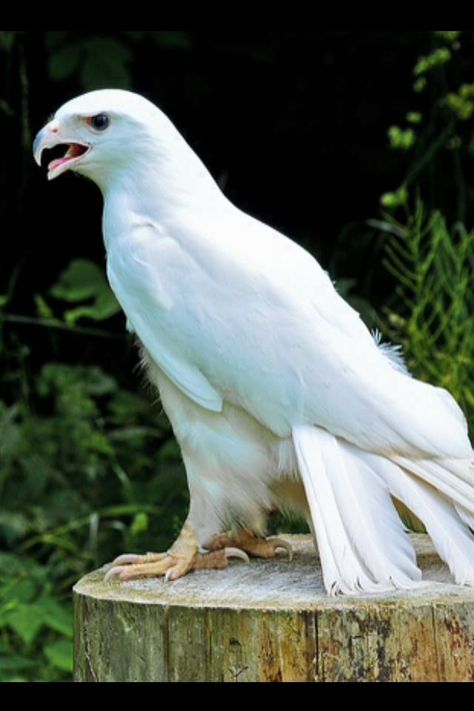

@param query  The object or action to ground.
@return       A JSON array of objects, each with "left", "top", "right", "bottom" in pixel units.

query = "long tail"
[
  {"left": 292, "top": 425, "right": 422, "bottom": 595},
  {"left": 359, "top": 451, "right": 474, "bottom": 586},
  {"left": 391, "top": 455, "right": 474, "bottom": 511},
  {"left": 292, "top": 424, "right": 474, "bottom": 595}
]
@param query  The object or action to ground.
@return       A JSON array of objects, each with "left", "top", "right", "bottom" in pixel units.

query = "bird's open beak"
[{"left": 33, "top": 120, "right": 91, "bottom": 180}]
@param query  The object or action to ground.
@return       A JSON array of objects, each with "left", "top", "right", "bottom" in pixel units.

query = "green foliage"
[
  {"left": 47, "top": 34, "right": 133, "bottom": 90},
  {"left": 0, "top": 32, "right": 15, "bottom": 53},
  {"left": 380, "top": 185, "right": 408, "bottom": 208},
  {"left": 0, "top": 260, "right": 189, "bottom": 680},
  {"left": 375, "top": 31, "right": 473, "bottom": 433},
  {"left": 0, "top": 349, "right": 188, "bottom": 679},
  {"left": 377, "top": 203, "right": 474, "bottom": 431},
  {"left": 445, "top": 84, "right": 474, "bottom": 121},
  {"left": 406, "top": 112, "right": 423, "bottom": 125},
  {"left": 388, "top": 126, "right": 416, "bottom": 151},
  {"left": 413, "top": 77, "right": 427, "bottom": 93},
  {"left": 382, "top": 30, "right": 474, "bottom": 220},
  {"left": 433, "top": 31, "right": 461, "bottom": 44},
  {"left": 49, "top": 259, "right": 121, "bottom": 325},
  {"left": 0, "top": 554, "right": 73, "bottom": 680},
  {"left": 43, "top": 31, "right": 193, "bottom": 93},
  {"left": 413, "top": 47, "right": 452, "bottom": 76}
]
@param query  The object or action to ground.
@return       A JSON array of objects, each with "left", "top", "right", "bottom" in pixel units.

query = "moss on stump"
[{"left": 73, "top": 534, "right": 474, "bottom": 681}]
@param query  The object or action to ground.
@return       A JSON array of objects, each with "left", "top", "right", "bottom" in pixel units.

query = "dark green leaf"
[
  {"left": 6, "top": 603, "right": 44, "bottom": 645},
  {"left": 0, "top": 653, "right": 37, "bottom": 671},
  {"left": 50, "top": 259, "right": 120, "bottom": 324},
  {"left": 80, "top": 38, "right": 132, "bottom": 90},
  {"left": 44, "top": 639, "right": 73, "bottom": 672},
  {"left": 0, "top": 32, "right": 16, "bottom": 53},
  {"left": 48, "top": 45, "right": 81, "bottom": 81},
  {"left": 0, "top": 577, "right": 38, "bottom": 605},
  {"left": 36, "top": 597, "right": 73, "bottom": 638}
]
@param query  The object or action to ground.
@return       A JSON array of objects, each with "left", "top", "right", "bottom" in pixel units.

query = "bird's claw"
[
  {"left": 104, "top": 564, "right": 133, "bottom": 582},
  {"left": 109, "top": 553, "right": 141, "bottom": 566},
  {"left": 204, "top": 530, "right": 293, "bottom": 561},
  {"left": 224, "top": 547, "right": 250, "bottom": 563},
  {"left": 267, "top": 537, "right": 294, "bottom": 561},
  {"left": 111, "top": 551, "right": 168, "bottom": 566}
]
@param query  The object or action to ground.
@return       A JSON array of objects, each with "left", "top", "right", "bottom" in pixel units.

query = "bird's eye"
[{"left": 86, "top": 114, "right": 110, "bottom": 131}]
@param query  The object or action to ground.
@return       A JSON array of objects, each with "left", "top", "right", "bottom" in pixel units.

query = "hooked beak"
[{"left": 33, "top": 120, "right": 91, "bottom": 180}]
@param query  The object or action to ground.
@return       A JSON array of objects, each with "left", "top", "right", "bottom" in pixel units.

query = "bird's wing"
[
  {"left": 209, "top": 208, "right": 471, "bottom": 459},
  {"left": 106, "top": 229, "right": 223, "bottom": 412},
  {"left": 106, "top": 208, "right": 471, "bottom": 461}
]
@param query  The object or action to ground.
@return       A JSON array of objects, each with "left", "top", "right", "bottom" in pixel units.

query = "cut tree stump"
[{"left": 73, "top": 534, "right": 474, "bottom": 682}]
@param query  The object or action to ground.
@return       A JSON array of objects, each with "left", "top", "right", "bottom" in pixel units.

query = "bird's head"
[
  {"left": 33, "top": 89, "right": 177, "bottom": 188},
  {"left": 34, "top": 88, "right": 220, "bottom": 208}
]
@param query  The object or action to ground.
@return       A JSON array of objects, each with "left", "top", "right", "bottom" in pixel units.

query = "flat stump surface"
[{"left": 74, "top": 534, "right": 474, "bottom": 681}]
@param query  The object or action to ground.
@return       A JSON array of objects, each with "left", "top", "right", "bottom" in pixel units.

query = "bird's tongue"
[
  {"left": 48, "top": 144, "right": 86, "bottom": 172},
  {"left": 48, "top": 156, "right": 70, "bottom": 172}
]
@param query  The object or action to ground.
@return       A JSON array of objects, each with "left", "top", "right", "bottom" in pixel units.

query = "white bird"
[{"left": 33, "top": 89, "right": 474, "bottom": 595}]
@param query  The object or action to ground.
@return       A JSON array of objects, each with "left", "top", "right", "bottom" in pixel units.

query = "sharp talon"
[
  {"left": 224, "top": 547, "right": 250, "bottom": 563},
  {"left": 164, "top": 568, "right": 175, "bottom": 583},
  {"left": 104, "top": 565, "right": 128, "bottom": 582},
  {"left": 111, "top": 553, "right": 142, "bottom": 565},
  {"left": 270, "top": 538, "right": 293, "bottom": 561}
]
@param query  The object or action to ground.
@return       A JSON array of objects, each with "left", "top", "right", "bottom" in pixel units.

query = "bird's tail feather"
[
  {"left": 391, "top": 455, "right": 474, "bottom": 512},
  {"left": 455, "top": 505, "right": 474, "bottom": 531},
  {"left": 357, "top": 450, "right": 474, "bottom": 586},
  {"left": 292, "top": 425, "right": 423, "bottom": 595},
  {"left": 292, "top": 424, "right": 474, "bottom": 594}
]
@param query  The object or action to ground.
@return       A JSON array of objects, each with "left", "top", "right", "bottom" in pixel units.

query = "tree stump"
[{"left": 73, "top": 534, "right": 474, "bottom": 682}]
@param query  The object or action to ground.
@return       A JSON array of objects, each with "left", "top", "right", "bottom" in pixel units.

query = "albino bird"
[{"left": 33, "top": 89, "right": 474, "bottom": 595}]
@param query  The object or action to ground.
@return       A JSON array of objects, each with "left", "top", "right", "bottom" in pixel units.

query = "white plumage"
[{"left": 33, "top": 89, "right": 474, "bottom": 594}]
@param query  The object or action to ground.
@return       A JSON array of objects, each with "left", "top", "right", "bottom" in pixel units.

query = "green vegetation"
[
  {"left": 0, "top": 270, "right": 188, "bottom": 678},
  {"left": 372, "top": 30, "right": 473, "bottom": 430},
  {"left": 376, "top": 205, "right": 474, "bottom": 431}
]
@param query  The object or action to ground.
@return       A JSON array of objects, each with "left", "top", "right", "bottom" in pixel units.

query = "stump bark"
[{"left": 73, "top": 534, "right": 474, "bottom": 682}]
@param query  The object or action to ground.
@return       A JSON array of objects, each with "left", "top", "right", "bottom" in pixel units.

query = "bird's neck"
[
  {"left": 98, "top": 132, "right": 227, "bottom": 250},
  {"left": 97, "top": 148, "right": 230, "bottom": 250}
]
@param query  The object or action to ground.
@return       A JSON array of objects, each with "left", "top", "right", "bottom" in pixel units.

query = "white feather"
[
  {"left": 455, "top": 505, "right": 474, "bottom": 531},
  {"left": 372, "top": 329, "right": 411, "bottom": 376},
  {"left": 292, "top": 425, "right": 375, "bottom": 594},
  {"left": 293, "top": 425, "right": 422, "bottom": 594},
  {"left": 392, "top": 456, "right": 474, "bottom": 511},
  {"left": 357, "top": 451, "right": 474, "bottom": 586}
]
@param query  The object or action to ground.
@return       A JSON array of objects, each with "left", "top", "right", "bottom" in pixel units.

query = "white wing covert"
[{"left": 106, "top": 228, "right": 223, "bottom": 413}]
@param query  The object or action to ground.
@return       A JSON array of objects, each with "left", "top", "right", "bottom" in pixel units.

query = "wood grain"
[{"left": 73, "top": 534, "right": 474, "bottom": 681}]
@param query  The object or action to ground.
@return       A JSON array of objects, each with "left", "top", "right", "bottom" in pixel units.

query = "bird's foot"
[
  {"left": 104, "top": 522, "right": 249, "bottom": 583},
  {"left": 204, "top": 528, "right": 293, "bottom": 560},
  {"left": 104, "top": 548, "right": 249, "bottom": 582}
]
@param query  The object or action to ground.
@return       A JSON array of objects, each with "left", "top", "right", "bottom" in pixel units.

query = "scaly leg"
[{"left": 204, "top": 528, "right": 293, "bottom": 560}]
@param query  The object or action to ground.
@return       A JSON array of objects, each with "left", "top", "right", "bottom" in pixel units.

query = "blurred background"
[{"left": 0, "top": 30, "right": 473, "bottom": 680}]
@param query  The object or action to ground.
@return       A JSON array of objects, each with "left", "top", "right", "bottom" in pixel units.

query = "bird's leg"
[
  {"left": 104, "top": 521, "right": 249, "bottom": 583},
  {"left": 204, "top": 528, "right": 293, "bottom": 560}
]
